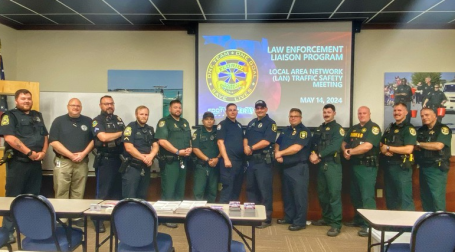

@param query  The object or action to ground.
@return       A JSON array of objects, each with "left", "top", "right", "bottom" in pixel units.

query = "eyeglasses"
[
  {"left": 101, "top": 103, "right": 115, "bottom": 106},
  {"left": 289, "top": 116, "right": 301, "bottom": 118},
  {"left": 68, "top": 105, "right": 81, "bottom": 108}
]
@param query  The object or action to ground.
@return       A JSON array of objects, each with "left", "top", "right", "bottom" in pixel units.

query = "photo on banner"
[
  {"left": 107, "top": 70, "right": 183, "bottom": 117},
  {"left": 383, "top": 72, "right": 455, "bottom": 132}
]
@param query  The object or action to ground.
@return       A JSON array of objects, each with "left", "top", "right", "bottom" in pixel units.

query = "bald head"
[
  {"left": 67, "top": 98, "right": 82, "bottom": 118},
  {"left": 358, "top": 106, "right": 371, "bottom": 125}
]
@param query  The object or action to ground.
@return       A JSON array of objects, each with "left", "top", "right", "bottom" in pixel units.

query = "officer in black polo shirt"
[
  {"left": 217, "top": 103, "right": 245, "bottom": 203},
  {"left": 49, "top": 98, "right": 93, "bottom": 227},
  {"left": 92, "top": 95, "right": 125, "bottom": 232},
  {"left": 275, "top": 108, "right": 311, "bottom": 231},
  {"left": 192, "top": 111, "right": 220, "bottom": 203},
  {"left": 0, "top": 89, "right": 49, "bottom": 243},
  {"left": 121, "top": 105, "right": 158, "bottom": 199},
  {"left": 244, "top": 100, "right": 277, "bottom": 229}
]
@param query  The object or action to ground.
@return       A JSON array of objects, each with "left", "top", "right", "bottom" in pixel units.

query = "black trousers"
[
  {"left": 121, "top": 164, "right": 151, "bottom": 200},
  {"left": 3, "top": 158, "right": 42, "bottom": 234},
  {"left": 219, "top": 158, "right": 244, "bottom": 203},
  {"left": 246, "top": 160, "right": 273, "bottom": 223},
  {"left": 95, "top": 157, "right": 122, "bottom": 200},
  {"left": 281, "top": 162, "right": 309, "bottom": 226}
]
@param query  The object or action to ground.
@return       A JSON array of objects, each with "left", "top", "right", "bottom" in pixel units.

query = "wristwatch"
[
  {"left": 27, "top": 150, "right": 33, "bottom": 157},
  {"left": 175, "top": 150, "right": 180, "bottom": 155},
  {"left": 416, "top": 141, "right": 420, "bottom": 146},
  {"left": 386, "top": 145, "right": 390, "bottom": 151}
]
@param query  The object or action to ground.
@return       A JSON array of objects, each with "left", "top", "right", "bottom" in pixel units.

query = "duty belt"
[
  {"left": 56, "top": 154, "right": 70, "bottom": 159},
  {"left": 99, "top": 152, "right": 120, "bottom": 158},
  {"left": 129, "top": 158, "right": 146, "bottom": 169}
]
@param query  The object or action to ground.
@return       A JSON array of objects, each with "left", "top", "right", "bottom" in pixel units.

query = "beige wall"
[
  {"left": 0, "top": 24, "right": 18, "bottom": 80},
  {"left": 2, "top": 24, "right": 455, "bottom": 129}
]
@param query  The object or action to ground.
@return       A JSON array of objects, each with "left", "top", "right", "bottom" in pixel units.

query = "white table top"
[
  {"left": 357, "top": 209, "right": 427, "bottom": 228},
  {"left": 0, "top": 197, "right": 102, "bottom": 215},
  {"left": 84, "top": 200, "right": 267, "bottom": 222}
]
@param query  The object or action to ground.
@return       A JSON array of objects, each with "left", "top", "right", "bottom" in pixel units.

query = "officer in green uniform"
[
  {"left": 380, "top": 102, "right": 416, "bottom": 211},
  {"left": 423, "top": 84, "right": 447, "bottom": 122},
  {"left": 394, "top": 78, "right": 413, "bottom": 124},
  {"left": 342, "top": 106, "right": 381, "bottom": 237},
  {"left": 192, "top": 112, "right": 220, "bottom": 203},
  {"left": 309, "top": 104, "right": 344, "bottom": 237},
  {"left": 415, "top": 108, "right": 451, "bottom": 212},
  {"left": 417, "top": 76, "right": 434, "bottom": 105},
  {"left": 155, "top": 100, "right": 192, "bottom": 228}
]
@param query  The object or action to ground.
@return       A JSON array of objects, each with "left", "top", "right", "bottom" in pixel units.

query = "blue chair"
[
  {"left": 386, "top": 211, "right": 455, "bottom": 252},
  {"left": 111, "top": 198, "right": 174, "bottom": 252},
  {"left": 10, "top": 194, "right": 83, "bottom": 252},
  {"left": 0, "top": 227, "right": 13, "bottom": 252},
  {"left": 185, "top": 207, "right": 246, "bottom": 252}
]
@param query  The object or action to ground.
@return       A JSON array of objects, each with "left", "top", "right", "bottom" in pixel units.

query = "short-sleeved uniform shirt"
[
  {"left": 217, "top": 118, "right": 244, "bottom": 160},
  {"left": 418, "top": 83, "right": 435, "bottom": 100},
  {"left": 426, "top": 90, "right": 447, "bottom": 106},
  {"left": 0, "top": 108, "right": 48, "bottom": 152},
  {"left": 49, "top": 114, "right": 93, "bottom": 153},
  {"left": 245, "top": 114, "right": 277, "bottom": 153},
  {"left": 381, "top": 121, "right": 417, "bottom": 161},
  {"left": 394, "top": 84, "right": 413, "bottom": 103},
  {"left": 92, "top": 113, "right": 125, "bottom": 153},
  {"left": 312, "top": 120, "right": 344, "bottom": 158},
  {"left": 344, "top": 120, "right": 382, "bottom": 162},
  {"left": 415, "top": 122, "right": 452, "bottom": 164},
  {"left": 276, "top": 123, "right": 311, "bottom": 165},
  {"left": 192, "top": 127, "right": 219, "bottom": 159},
  {"left": 155, "top": 115, "right": 191, "bottom": 156},
  {"left": 122, "top": 121, "right": 156, "bottom": 158}
]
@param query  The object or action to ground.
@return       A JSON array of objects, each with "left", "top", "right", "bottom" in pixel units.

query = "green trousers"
[
  {"left": 350, "top": 164, "right": 378, "bottom": 227},
  {"left": 161, "top": 160, "right": 187, "bottom": 201},
  {"left": 383, "top": 164, "right": 415, "bottom": 210},
  {"left": 419, "top": 164, "right": 448, "bottom": 212},
  {"left": 193, "top": 163, "right": 219, "bottom": 203},
  {"left": 317, "top": 161, "right": 342, "bottom": 229}
]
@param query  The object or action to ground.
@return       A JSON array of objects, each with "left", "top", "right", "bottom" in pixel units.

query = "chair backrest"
[
  {"left": 411, "top": 211, "right": 455, "bottom": 252},
  {"left": 10, "top": 194, "right": 57, "bottom": 240},
  {"left": 111, "top": 198, "right": 158, "bottom": 249},
  {"left": 185, "top": 207, "right": 232, "bottom": 252}
]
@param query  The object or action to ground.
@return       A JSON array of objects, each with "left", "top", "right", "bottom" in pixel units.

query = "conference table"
[
  {"left": 84, "top": 201, "right": 267, "bottom": 252},
  {"left": 0, "top": 197, "right": 102, "bottom": 252},
  {"left": 357, "top": 209, "right": 427, "bottom": 252}
]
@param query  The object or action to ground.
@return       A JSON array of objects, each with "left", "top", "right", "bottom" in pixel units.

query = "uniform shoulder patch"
[
  {"left": 339, "top": 128, "right": 345, "bottom": 136},
  {"left": 217, "top": 124, "right": 221, "bottom": 130},
  {"left": 192, "top": 132, "right": 197, "bottom": 140},
  {"left": 1, "top": 115, "right": 9, "bottom": 126},
  {"left": 300, "top": 131, "right": 307, "bottom": 139},
  {"left": 271, "top": 124, "right": 277, "bottom": 132},
  {"left": 409, "top": 127, "right": 416, "bottom": 136},
  {"left": 124, "top": 126, "right": 132, "bottom": 137},
  {"left": 372, "top": 126, "right": 380, "bottom": 135},
  {"left": 92, "top": 120, "right": 98, "bottom": 127},
  {"left": 441, "top": 126, "right": 449, "bottom": 135},
  {"left": 159, "top": 121, "right": 165, "bottom": 127}
]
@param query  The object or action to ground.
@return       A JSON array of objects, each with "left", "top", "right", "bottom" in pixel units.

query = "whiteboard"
[{"left": 40, "top": 92, "right": 163, "bottom": 171}]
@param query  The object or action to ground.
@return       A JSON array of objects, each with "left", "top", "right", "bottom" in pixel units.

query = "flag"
[{"left": 0, "top": 39, "right": 8, "bottom": 113}]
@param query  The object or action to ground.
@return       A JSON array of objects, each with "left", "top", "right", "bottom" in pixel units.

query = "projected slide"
[{"left": 197, "top": 22, "right": 353, "bottom": 127}]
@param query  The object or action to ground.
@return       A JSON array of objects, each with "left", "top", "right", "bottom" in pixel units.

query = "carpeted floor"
[{"left": 7, "top": 218, "right": 368, "bottom": 252}]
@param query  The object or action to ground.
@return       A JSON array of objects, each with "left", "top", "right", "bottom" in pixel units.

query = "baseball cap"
[
  {"left": 255, "top": 100, "right": 267, "bottom": 108},
  {"left": 202, "top": 112, "right": 214, "bottom": 119}
]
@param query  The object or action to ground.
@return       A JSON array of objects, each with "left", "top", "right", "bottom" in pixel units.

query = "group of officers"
[{"left": 0, "top": 89, "right": 451, "bottom": 243}]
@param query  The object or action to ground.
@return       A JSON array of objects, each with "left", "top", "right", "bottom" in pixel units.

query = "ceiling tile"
[
  {"left": 247, "top": 0, "right": 294, "bottom": 14},
  {"left": 44, "top": 14, "right": 94, "bottom": 25},
  {"left": 58, "top": 0, "right": 116, "bottom": 14},
  {"left": 368, "top": 12, "right": 421, "bottom": 23},
  {"left": 384, "top": 0, "right": 442, "bottom": 12},
  {"left": 152, "top": 0, "right": 201, "bottom": 14},
  {"left": 84, "top": 14, "right": 131, "bottom": 25},
  {"left": 2, "top": 14, "right": 57, "bottom": 25},
  {"left": 123, "top": 14, "right": 163, "bottom": 25},
  {"left": 205, "top": 14, "right": 245, "bottom": 20},
  {"left": 0, "top": 0, "right": 33, "bottom": 14},
  {"left": 165, "top": 15, "right": 205, "bottom": 20},
  {"left": 431, "top": 0, "right": 455, "bottom": 11},
  {"left": 13, "top": 0, "right": 73, "bottom": 14},
  {"left": 289, "top": 13, "right": 331, "bottom": 19},
  {"left": 292, "top": 0, "right": 342, "bottom": 13},
  {"left": 104, "top": 0, "right": 159, "bottom": 14},
  {"left": 410, "top": 11, "right": 455, "bottom": 23},
  {"left": 338, "top": 0, "right": 392, "bottom": 12},
  {"left": 247, "top": 14, "right": 288, "bottom": 20},
  {"left": 199, "top": 0, "right": 244, "bottom": 14}
]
